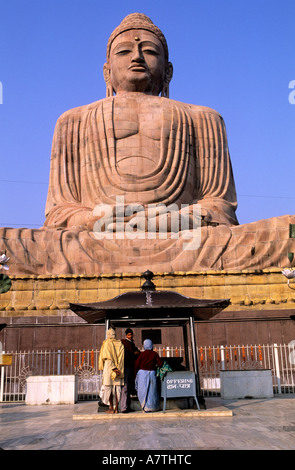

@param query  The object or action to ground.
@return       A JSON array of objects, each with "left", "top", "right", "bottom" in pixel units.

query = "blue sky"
[{"left": 0, "top": 0, "right": 294, "bottom": 228}]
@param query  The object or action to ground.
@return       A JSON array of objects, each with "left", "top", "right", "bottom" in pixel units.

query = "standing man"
[
  {"left": 121, "top": 328, "right": 140, "bottom": 413},
  {"left": 98, "top": 328, "right": 124, "bottom": 414}
]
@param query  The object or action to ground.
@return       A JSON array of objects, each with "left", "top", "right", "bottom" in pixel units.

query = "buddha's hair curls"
[{"left": 106, "top": 13, "right": 169, "bottom": 61}]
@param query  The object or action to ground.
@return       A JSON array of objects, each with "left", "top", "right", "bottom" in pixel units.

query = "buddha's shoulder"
[
  {"left": 55, "top": 98, "right": 112, "bottom": 124},
  {"left": 55, "top": 97, "right": 224, "bottom": 124},
  {"left": 170, "top": 99, "right": 224, "bottom": 120}
]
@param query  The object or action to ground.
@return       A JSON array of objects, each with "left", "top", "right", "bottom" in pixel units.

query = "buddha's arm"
[
  {"left": 192, "top": 107, "right": 239, "bottom": 226},
  {"left": 43, "top": 110, "right": 95, "bottom": 230}
]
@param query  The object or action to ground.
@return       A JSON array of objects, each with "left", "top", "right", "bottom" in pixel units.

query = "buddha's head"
[{"left": 104, "top": 13, "right": 173, "bottom": 97}]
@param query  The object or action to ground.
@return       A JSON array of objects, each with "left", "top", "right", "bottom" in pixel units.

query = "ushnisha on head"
[{"left": 104, "top": 13, "right": 173, "bottom": 97}]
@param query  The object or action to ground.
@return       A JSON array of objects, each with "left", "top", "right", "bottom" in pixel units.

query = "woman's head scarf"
[{"left": 144, "top": 339, "right": 153, "bottom": 350}]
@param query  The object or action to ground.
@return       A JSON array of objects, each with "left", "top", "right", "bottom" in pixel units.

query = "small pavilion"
[{"left": 70, "top": 270, "right": 230, "bottom": 405}]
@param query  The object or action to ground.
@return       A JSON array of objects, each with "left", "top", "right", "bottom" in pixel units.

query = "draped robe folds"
[
  {"left": 98, "top": 338, "right": 124, "bottom": 407},
  {"left": 0, "top": 95, "right": 294, "bottom": 275},
  {"left": 98, "top": 338, "right": 125, "bottom": 383}
]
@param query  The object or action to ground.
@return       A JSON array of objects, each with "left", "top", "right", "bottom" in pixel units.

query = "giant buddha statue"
[{"left": 0, "top": 13, "right": 294, "bottom": 275}]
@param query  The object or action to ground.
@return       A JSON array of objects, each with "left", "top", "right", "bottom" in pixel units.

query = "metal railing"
[
  {"left": 1, "top": 343, "right": 294, "bottom": 402},
  {"left": 197, "top": 343, "right": 295, "bottom": 396}
]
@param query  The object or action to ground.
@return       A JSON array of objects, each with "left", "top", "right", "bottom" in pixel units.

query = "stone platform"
[
  {"left": 73, "top": 396, "right": 233, "bottom": 420},
  {"left": 72, "top": 408, "right": 233, "bottom": 420}
]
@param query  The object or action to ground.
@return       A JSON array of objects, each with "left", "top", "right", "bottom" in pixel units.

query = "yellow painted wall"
[{"left": 1, "top": 268, "right": 295, "bottom": 318}]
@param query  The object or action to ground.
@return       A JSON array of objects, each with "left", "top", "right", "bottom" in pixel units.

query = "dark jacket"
[
  {"left": 135, "top": 350, "right": 164, "bottom": 374},
  {"left": 121, "top": 338, "right": 140, "bottom": 370}
]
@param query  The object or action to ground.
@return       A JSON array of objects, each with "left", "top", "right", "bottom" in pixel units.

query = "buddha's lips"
[{"left": 128, "top": 65, "right": 147, "bottom": 71}]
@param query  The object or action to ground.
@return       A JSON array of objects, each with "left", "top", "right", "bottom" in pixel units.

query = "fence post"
[
  {"left": 273, "top": 343, "right": 282, "bottom": 394},
  {"left": 220, "top": 345, "right": 225, "bottom": 370},
  {"left": 57, "top": 350, "right": 61, "bottom": 375},
  {"left": 0, "top": 349, "right": 4, "bottom": 402}
]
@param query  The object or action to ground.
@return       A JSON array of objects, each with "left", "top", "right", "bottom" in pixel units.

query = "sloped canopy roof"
[
  {"left": 69, "top": 271, "right": 230, "bottom": 326},
  {"left": 70, "top": 289, "right": 230, "bottom": 325}
]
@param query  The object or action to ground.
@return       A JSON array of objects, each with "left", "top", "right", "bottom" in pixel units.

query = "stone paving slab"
[{"left": 1, "top": 396, "right": 295, "bottom": 450}]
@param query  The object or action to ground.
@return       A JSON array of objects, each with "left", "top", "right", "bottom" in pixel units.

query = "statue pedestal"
[
  {"left": 220, "top": 369, "right": 273, "bottom": 399},
  {"left": 25, "top": 375, "right": 78, "bottom": 405}
]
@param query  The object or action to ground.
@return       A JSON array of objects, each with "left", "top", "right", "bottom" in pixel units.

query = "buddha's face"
[{"left": 105, "top": 29, "right": 171, "bottom": 95}]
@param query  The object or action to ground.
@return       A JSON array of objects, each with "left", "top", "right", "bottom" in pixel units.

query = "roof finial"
[{"left": 141, "top": 270, "right": 156, "bottom": 291}]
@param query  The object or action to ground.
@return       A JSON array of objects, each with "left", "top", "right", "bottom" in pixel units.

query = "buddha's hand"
[{"left": 200, "top": 208, "right": 213, "bottom": 226}]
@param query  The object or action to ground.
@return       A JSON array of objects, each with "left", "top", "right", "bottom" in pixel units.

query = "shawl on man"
[{"left": 98, "top": 338, "right": 125, "bottom": 378}]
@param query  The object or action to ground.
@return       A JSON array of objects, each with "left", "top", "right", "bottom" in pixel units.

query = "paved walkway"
[{"left": 1, "top": 396, "right": 295, "bottom": 451}]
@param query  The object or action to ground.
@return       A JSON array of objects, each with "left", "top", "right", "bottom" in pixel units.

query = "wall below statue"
[
  {"left": 1, "top": 312, "right": 294, "bottom": 351},
  {"left": 1, "top": 269, "right": 295, "bottom": 350}
]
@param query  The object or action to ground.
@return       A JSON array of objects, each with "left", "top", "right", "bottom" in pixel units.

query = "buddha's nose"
[{"left": 131, "top": 46, "right": 144, "bottom": 62}]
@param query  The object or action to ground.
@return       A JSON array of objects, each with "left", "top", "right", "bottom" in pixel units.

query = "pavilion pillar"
[
  {"left": 182, "top": 323, "right": 190, "bottom": 370},
  {"left": 105, "top": 318, "right": 110, "bottom": 338},
  {"left": 189, "top": 316, "right": 201, "bottom": 399}
]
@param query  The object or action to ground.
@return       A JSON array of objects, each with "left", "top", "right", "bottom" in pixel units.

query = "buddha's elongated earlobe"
[
  {"left": 103, "top": 63, "right": 114, "bottom": 97},
  {"left": 161, "top": 82, "right": 169, "bottom": 98},
  {"left": 106, "top": 82, "right": 114, "bottom": 97},
  {"left": 161, "top": 62, "right": 173, "bottom": 98}
]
